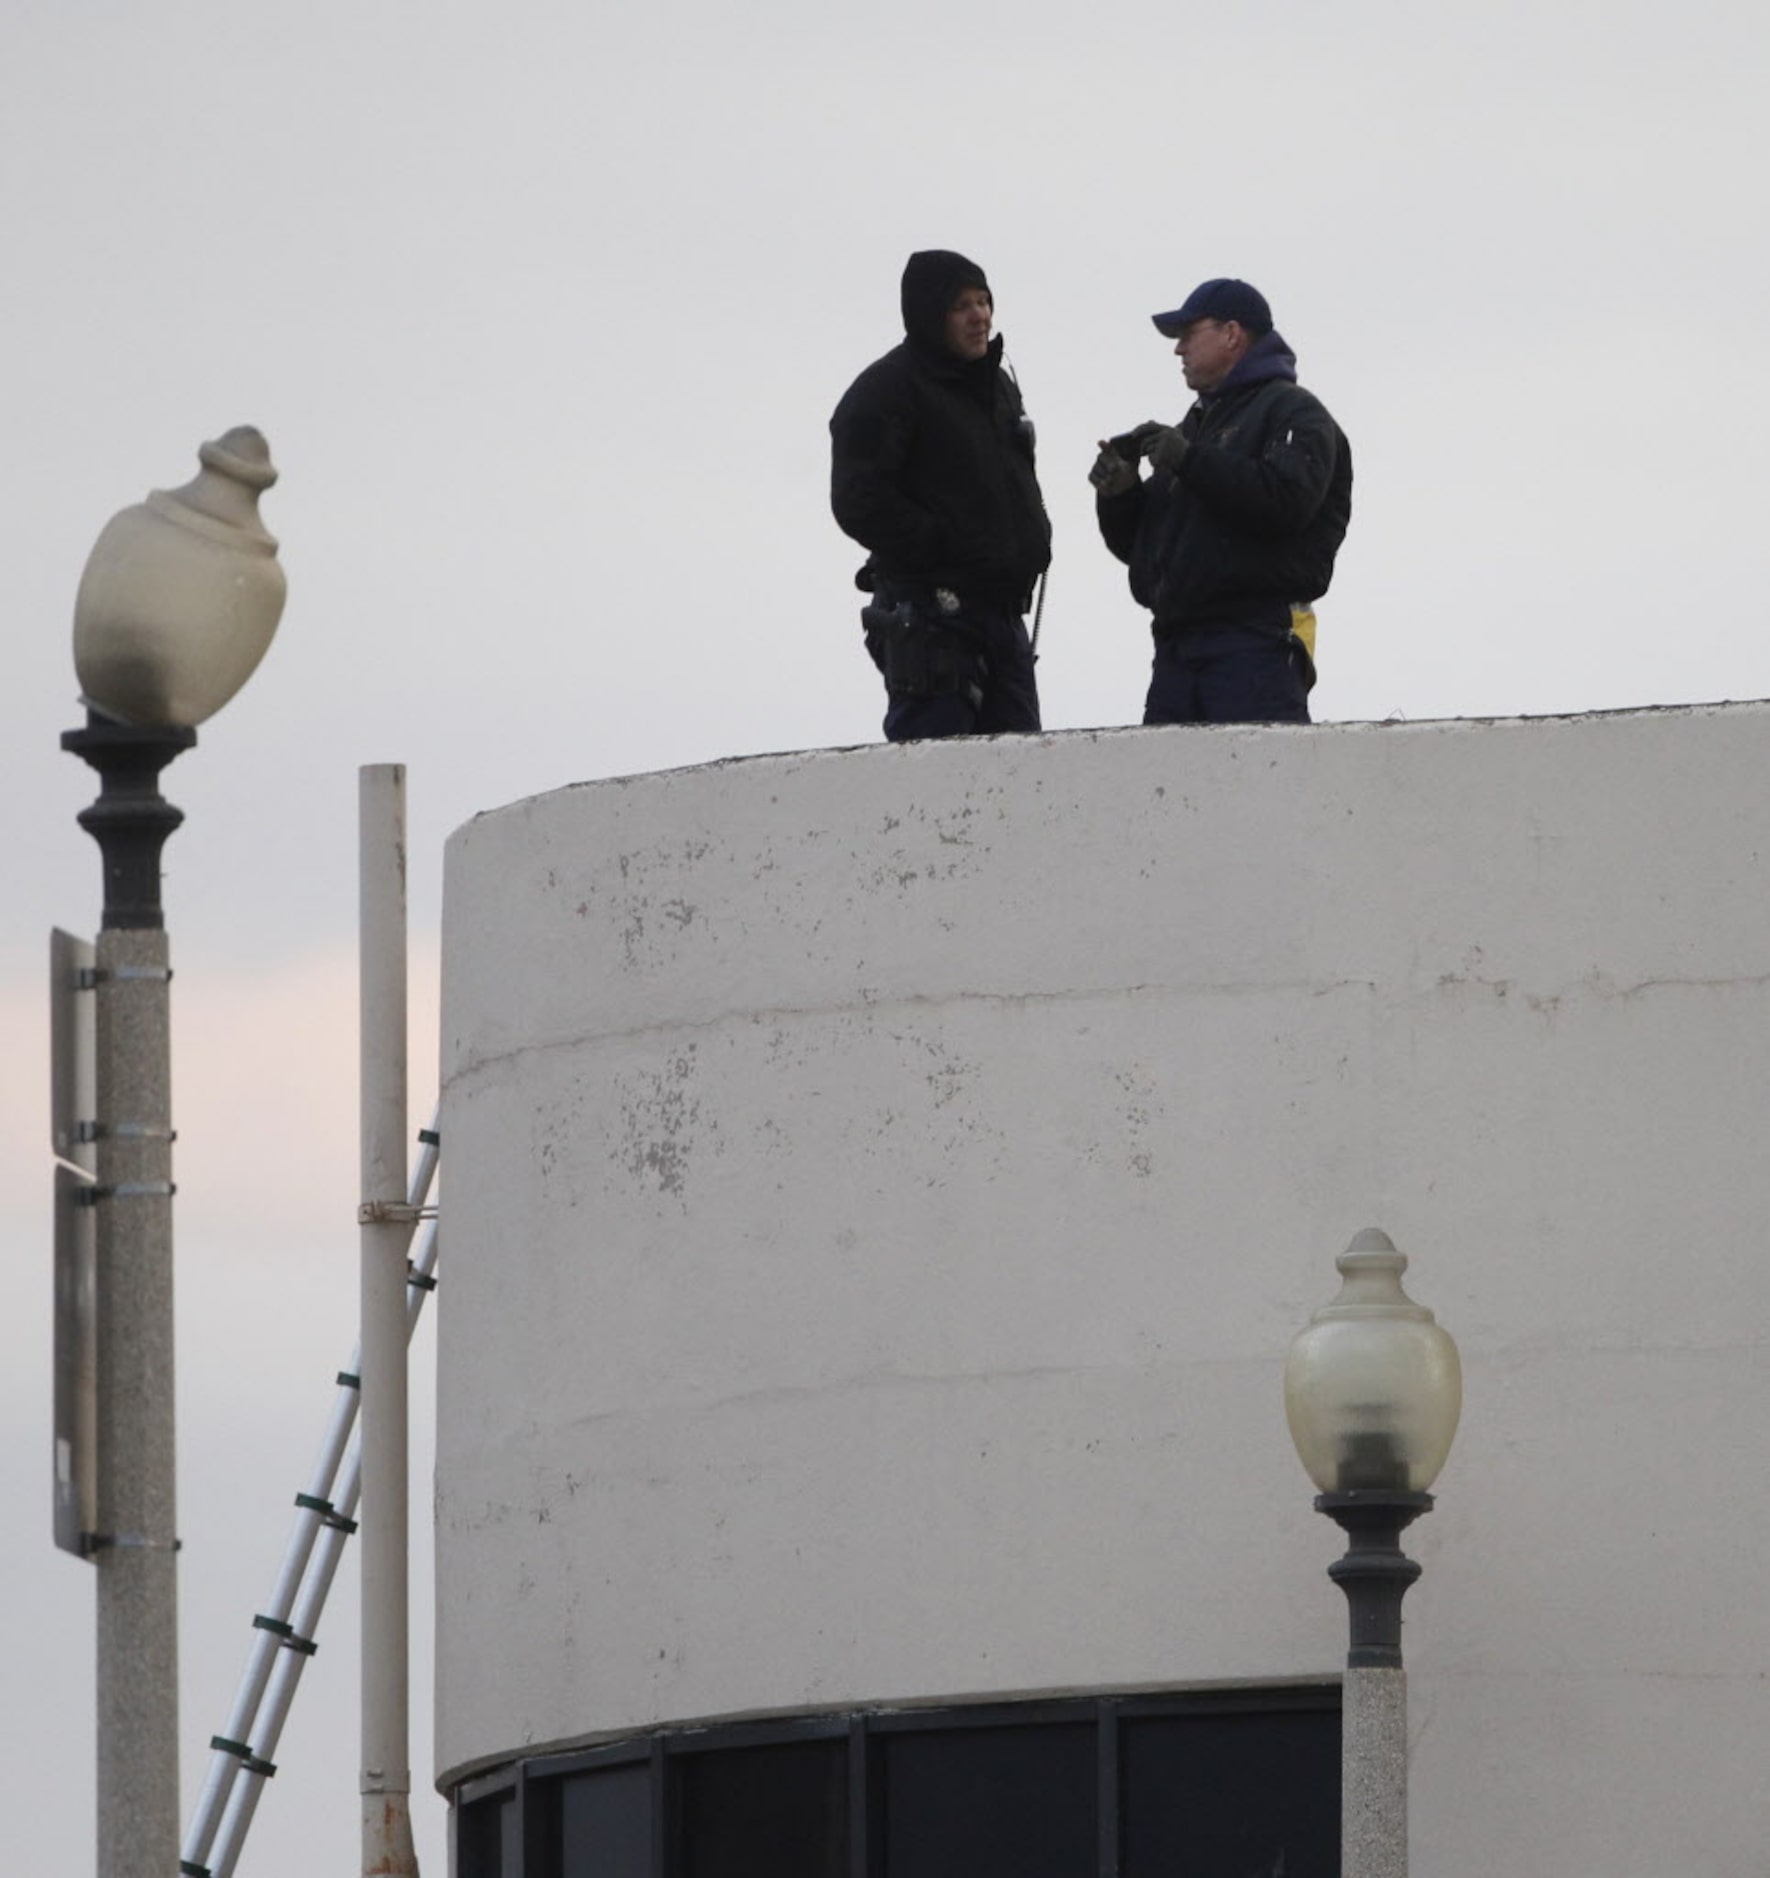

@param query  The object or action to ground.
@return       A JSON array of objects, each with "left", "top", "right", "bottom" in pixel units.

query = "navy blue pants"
[
  {"left": 1144, "top": 626, "right": 1312, "bottom": 726},
  {"left": 881, "top": 607, "right": 1041, "bottom": 743}
]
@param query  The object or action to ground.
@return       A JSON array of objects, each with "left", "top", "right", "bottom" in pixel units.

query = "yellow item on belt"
[{"left": 1289, "top": 603, "right": 1317, "bottom": 659}]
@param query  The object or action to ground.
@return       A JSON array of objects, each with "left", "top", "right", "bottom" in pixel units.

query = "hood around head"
[
  {"left": 901, "top": 249, "right": 990, "bottom": 354},
  {"left": 1207, "top": 328, "right": 1298, "bottom": 398}
]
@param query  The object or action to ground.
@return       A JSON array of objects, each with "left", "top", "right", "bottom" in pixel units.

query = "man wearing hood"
[
  {"left": 831, "top": 250, "right": 1053, "bottom": 742},
  {"left": 1091, "top": 279, "right": 1351, "bottom": 726}
]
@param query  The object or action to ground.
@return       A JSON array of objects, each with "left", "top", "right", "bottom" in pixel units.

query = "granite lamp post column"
[
  {"left": 61, "top": 428, "right": 286, "bottom": 1878},
  {"left": 1284, "top": 1229, "right": 1462, "bottom": 1878}
]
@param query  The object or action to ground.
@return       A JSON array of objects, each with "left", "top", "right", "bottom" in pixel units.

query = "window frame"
[{"left": 453, "top": 1682, "right": 1342, "bottom": 1878}]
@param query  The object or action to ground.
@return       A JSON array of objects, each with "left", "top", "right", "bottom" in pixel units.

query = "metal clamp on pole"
[
  {"left": 355, "top": 1200, "right": 431, "bottom": 1227},
  {"left": 84, "top": 1121, "right": 178, "bottom": 1142}
]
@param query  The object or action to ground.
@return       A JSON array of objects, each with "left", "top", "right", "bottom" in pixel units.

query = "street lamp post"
[
  {"left": 62, "top": 428, "right": 286, "bottom": 1878},
  {"left": 1284, "top": 1228, "right": 1462, "bottom": 1878}
]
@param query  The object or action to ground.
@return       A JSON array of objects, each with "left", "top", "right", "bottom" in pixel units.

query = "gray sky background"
[{"left": 4, "top": 2, "right": 1766, "bottom": 1870}]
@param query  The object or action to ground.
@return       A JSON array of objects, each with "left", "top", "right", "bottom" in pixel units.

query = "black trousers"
[
  {"left": 878, "top": 605, "right": 1041, "bottom": 743},
  {"left": 1144, "top": 624, "right": 1311, "bottom": 726}
]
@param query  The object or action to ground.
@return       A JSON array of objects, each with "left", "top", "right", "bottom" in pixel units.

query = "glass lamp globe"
[
  {"left": 1285, "top": 1228, "right": 1462, "bottom": 1494},
  {"left": 73, "top": 426, "right": 286, "bottom": 729}
]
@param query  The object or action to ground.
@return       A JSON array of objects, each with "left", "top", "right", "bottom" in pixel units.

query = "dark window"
[
  {"left": 455, "top": 1690, "right": 1338, "bottom": 1878},
  {"left": 459, "top": 1788, "right": 519, "bottom": 1878},
  {"left": 882, "top": 1722, "right": 1094, "bottom": 1878},
  {"left": 561, "top": 1762, "right": 650, "bottom": 1878},
  {"left": 675, "top": 1738, "right": 847, "bottom": 1878},
  {"left": 1120, "top": 1710, "right": 1340, "bottom": 1878}
]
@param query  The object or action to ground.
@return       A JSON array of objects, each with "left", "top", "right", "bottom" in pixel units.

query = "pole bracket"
[
  {"left": 357, "top": 1200, "right": 435, "bottom": 1226},
  {"left": 78, "top": 1121, "right": 177, "bottom": 1143},
  {"left": 76, "top": 1181, "right": 177, "bottom": 1203}
]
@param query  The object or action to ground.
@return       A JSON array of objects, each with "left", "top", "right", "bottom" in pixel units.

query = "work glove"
[
  {"left": 1089, "top": 442, "right": 1141, "bottom": 497},
  {"left": 1143, "top": 425, "right": 1190, "bottom": 474}
]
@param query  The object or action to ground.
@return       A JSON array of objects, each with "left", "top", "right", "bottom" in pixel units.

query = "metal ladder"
[{"left": 179, "top": 1120, "right": 441, "bottom": 1878}]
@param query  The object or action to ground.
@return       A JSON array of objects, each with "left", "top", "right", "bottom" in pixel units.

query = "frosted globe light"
[
  {"left": 73, "top": 427, "right": 287, "bottom": 729},
  {"left": 1284, "top": 1228, "right": 1462, "bottom": 1495}
]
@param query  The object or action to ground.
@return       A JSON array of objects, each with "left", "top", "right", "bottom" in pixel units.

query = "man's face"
[
  {"left": 1174, "top": 317, "right": 1241, "bottom": 391},
  {"left": 945, "top": 285, "right": 993, "bottom": 360}
]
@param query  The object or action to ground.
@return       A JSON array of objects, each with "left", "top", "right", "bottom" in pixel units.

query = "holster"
[{"left": 861, "top": 597, "right": 987, "bottom": 705}]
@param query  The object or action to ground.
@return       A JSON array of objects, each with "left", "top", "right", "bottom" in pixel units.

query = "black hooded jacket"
[
  {"left": 1096, "top": 332, "right": 1351, "bottom": 633},
  {"left": 830, "top": 250, "right": 1052, "bottom": 610}
]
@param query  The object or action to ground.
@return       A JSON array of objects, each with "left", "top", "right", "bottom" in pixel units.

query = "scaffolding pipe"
[{"left": 359, "top": 763, "right": 418, "bottom": 1876}]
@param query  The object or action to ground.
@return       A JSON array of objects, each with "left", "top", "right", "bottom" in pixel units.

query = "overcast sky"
[{"left": 4, "top": 2, "right": 1767, "bottom": 1871}]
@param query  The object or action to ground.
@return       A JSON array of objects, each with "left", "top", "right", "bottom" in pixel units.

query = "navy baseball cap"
[{"left": 1152, "top": 279, "right": 1272, "bottom": 337}]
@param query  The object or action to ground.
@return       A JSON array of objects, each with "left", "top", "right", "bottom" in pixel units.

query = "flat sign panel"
[
  {"left": 50, "top": 928, "right": 95, "bottom": 1175},
  {"left": 53, "top": 1164, "right": 97, "bottom": 1559}
]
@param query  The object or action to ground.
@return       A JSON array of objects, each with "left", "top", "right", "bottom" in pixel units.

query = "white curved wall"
[{"left": 438, "top": 706, "right": 1770, "bottom": 1874}]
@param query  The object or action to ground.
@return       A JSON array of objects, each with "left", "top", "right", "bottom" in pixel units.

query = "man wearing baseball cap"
[{"left": 1090, "top": 278, "right": 1351, "bottom": 725}]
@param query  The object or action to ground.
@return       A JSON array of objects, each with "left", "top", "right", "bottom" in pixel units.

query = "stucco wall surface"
[{"left": 437, "top": 706, "right": 1770, "bottom": 1873}]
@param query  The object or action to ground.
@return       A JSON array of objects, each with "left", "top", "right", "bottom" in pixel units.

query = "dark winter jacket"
[
  {"left": 1097, "top": 332, "right": 1351, "bottom": 634},
  {"left": 831, "top": 250, "right": 1052, "bottom": 611}
]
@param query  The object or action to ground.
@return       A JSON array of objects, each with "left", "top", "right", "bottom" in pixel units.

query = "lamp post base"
[{"left": 1316, "top": 1489, "right": 1433, "bottom": 1878}]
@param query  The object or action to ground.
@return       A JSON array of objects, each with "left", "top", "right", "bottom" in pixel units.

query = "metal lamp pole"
[
  {"left": 1284, "top": 1228, "right": 1462, "bottom": 1878},
  {"left": 61, "top": 715, "right": 192, "bottom": 1878},
  {"left": 60, "top": 428, "right": 286, "bottom": 1878}
]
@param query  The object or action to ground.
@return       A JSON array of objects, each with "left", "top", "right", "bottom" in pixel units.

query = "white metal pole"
[{"left": 359, "top": 763, "right": 418, "bottom": 1875}]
